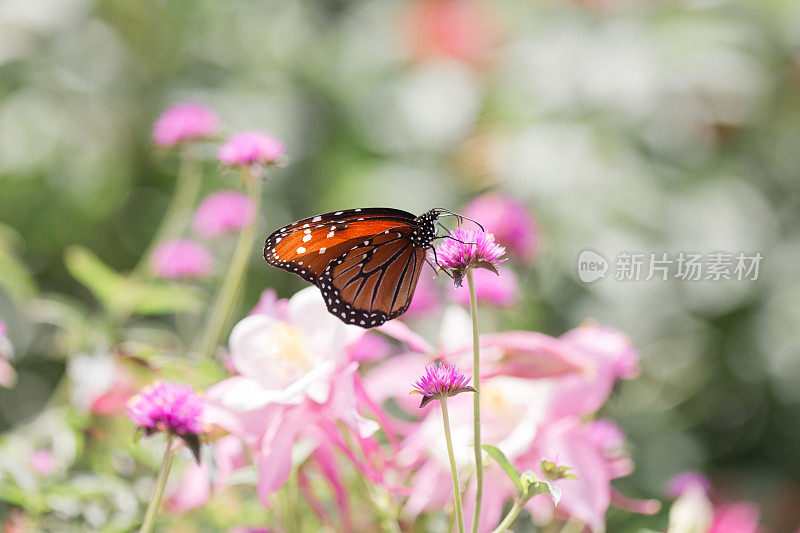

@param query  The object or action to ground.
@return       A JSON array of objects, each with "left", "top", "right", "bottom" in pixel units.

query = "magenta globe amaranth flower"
[
  {"left": 218, "top": 131, "right": 285, "bottom": 168},
  {"left": 193, "top": 190, "right": 255, "bottom": 238},
  {"left": 149, "top": 239, "right": 214, "bottom": 280},
  {"left": 411, "top": 362, "right": 476, "bottom": 408},
  {"left": 435, "top": 226, "right": 506, "bottom": 286},
  {"left": 127, "top": 381, "right": 205, "bottom": 436},
  {"left": 127, "top": 381, "right": 206, "bottom": 461},
  {"left": 152, "top": 103, "right": 219, "bottom": 147}
]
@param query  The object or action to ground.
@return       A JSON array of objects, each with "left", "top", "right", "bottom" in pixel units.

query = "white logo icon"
[{"left": 577, "top": 249, "right": 608, "bottom": 283}]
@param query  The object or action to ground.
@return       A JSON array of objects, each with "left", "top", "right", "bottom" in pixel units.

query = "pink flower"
[
  {"left": 450, "top": 266, "right": 517, "bottom": 307},
  {"left": 193, "top": 190, "right": 255, "bottom": 238},
  {"left": 203, "top": 288, "right": 380, "bottom": 504},
  {"left": 709, "top": 502, "right": 764, "bottom": 533},
  {"left": 249, "top": 288, "right": 290, "bottom": 319},
  {"left": 152, "top": 103, "right": 219, "bottom": 147},
  {"left": 546, "top": 324, "right": 640, "bottom": 420},
  {"left": 403, "top": 0, "right": 499, "bottom": 66},
  {"left": 28, "top": 450, "right": 57, "bottom": 476},
  {"left": 462, "top": 194, "right": 540, "bottom": 263},
  {"left": 126, "top": 381, "right": 205, "bottom": 437},
  {"left": 149, "top": 239, "right": 214, "bottom": 279},
  {"left": 666, "top": 471, "right": 711, "bottom": 498},
  {"left": 346, "top": 332, "right": 392, "bottom": 363},
  {"left": 91, "top": 386, "right": 135, "bottom": 416},
  {"left": 218, "top": 131, "right": 285, "bottom": 167},
  {"left": 411, "top": 362, "right": 475, "bottom": 407},
  {"left": 436, "top": 227, "right": 506, "bottom": 272}
]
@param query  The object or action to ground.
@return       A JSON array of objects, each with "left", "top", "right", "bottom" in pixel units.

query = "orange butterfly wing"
[
  {"left": 263, "top": 208, "right": 416, "bottom": 283},
  {"left": 317, "top": 227, "right": 426, "bottom": 327}
]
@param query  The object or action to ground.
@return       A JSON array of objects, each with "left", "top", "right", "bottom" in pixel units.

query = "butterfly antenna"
[
  {"left": 433, "top": 235, "right": 479, "bottom": 246},
  {"left": 434, "top": 208, "right": 485, "bottom": 231}
]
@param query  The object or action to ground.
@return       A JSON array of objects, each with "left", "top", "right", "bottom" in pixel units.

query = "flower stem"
[
  {"left": 490, "top": 498, "right": 524, "bottom": 533},
  {"left": 134, "top": 145, "right": 202, "bottom": 278},
  {"left": 196, "top": 170, "right": 262, "bottom": 357},
  {"left": 139, "top": 434, "right": 175, "bottom": 533},
  {"left": 440, "top": 398, "right": 466, "bottom": 533},
  {"left": 466, "top": 269, "right": 483, "bottom": 533}
]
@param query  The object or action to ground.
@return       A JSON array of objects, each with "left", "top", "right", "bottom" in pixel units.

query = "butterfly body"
[{"left": 264, "top": 208, "right": 440, "bottom": 328}]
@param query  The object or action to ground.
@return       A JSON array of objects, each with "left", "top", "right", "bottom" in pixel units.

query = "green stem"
[
  {"left": 134, "top": 146, "right": 202, "bottom": 277},
  {"left": 441, "top": 398, "right": 466, "bottom": 533},
  {"left": 490, "top": 498, "right": 525, "bottom": 533},
  {"left": 466, "top": 269, "right": 483, "bottom": 533},
  {"left": 139, "top": 434, "right": 175, "bottom": 533},
  {"left": 196, "top": 170, "right": 262, "bottom": 357}
]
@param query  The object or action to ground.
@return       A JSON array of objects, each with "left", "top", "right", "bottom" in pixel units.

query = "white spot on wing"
[
  {"left": 297, "top": 246, "right": 306, "bottom": 253},
  {"left": 302, "top": 234, "right": 312, "bottom": 242}
]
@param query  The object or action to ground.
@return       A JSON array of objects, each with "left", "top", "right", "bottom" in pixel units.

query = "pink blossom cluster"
[
  {"left": 436, "top": 226, "right": 506, "bottom": 271},
  {"left": 412, "top": 362, "right": 474, "bottom": 407}
]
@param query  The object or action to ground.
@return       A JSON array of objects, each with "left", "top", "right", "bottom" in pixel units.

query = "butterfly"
[{"left": 263, "top": 207, "right": 473, "bottom": 328}]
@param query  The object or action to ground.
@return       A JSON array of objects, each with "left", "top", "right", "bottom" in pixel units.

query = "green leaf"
[
  {"left": 529, "top": 479, "right": 561, "bottom": 506},
  {"left": 64, "top": 246, "right": 204, "bottom": 316},
  {"left": 481, "top": 444, "right": 525, "bottom": 495},
  {"left": 133, "top": 282, "right": 205, "bottom": 315},
  {"left": 0, "top": 224, "right": 38, "bottom": 303},
  {"left": 64, "top": 246, "right": 123, "bottom": 308}
]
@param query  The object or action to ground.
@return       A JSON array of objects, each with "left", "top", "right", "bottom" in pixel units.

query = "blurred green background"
[{"left": 2, "top": 0, "right": 800, "bottom": 530}]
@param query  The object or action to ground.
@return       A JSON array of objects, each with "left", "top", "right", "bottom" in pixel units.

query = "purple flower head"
[
  {"left": 127, "top": 381, "right": 206, "bottom": 461},
  {"left": 193, "top": 190, "right": 256, "bottom": 238},
  {"left": 127, "top": 381, "right": 205, "bottom": 435},
  {"left": 462, "top": 194, "right": 540, "bottom": 263},
  {"left": 411, "top": 362, "right": 476, "bottom": 408},
  {"left": 152, "top": 103, "right": 219, "bottom": 147},
  {"left": 149, "top": 239, "right": 214, "bottom": 280},
  {"left": 435, "top": 226, "right": 506, "bottom": 286},
  {"left": 218, "top": 131, "right": 285, "bottom": 169},
  {"left": 665, "top": 471, "right": 711, "bottom": 499}
]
